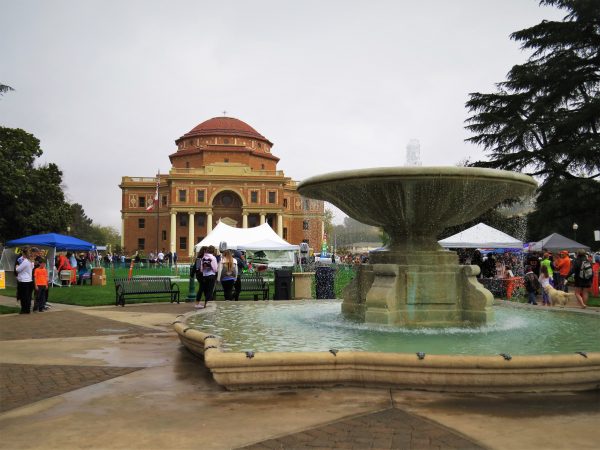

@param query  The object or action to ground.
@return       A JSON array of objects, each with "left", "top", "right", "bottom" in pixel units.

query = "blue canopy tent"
[
  {"left": 6, "top": 233, "right": 96, "bottom": 251},
  {"left": 1, "top": 233, "right": 96, "bottom": 287}
]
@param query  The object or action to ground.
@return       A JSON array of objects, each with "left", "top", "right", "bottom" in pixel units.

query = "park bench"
[
  {"left": 114, "top": 276, "right": 180, "bottom": 306},
  {"left": 214, "top": 273, "right": 269, "bottom": 300}
]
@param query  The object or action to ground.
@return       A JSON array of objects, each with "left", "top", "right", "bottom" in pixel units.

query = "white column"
[
  {"left": 170, "top": 212, "right": 176, "bottom": 254},
  {"left": 277, "top": 214, "right": 283, "bottom": 238},
  {"left": 207, "top": 211, "right": 213, "bottom": 233},
  {"left": 188, "top": 211, "right": 195, "bottom": 257},
  {"left": 242, "top": 213, "right": 248, "bottom": 229},
  {"left": 260, "top": 213, "right": 266, "bottom": 225},
  {"left": 321, "top": 221, "right": 325, "bottom": 241},
  {"left": 120, "top": 217, "right": 125, "bottom": 249}
]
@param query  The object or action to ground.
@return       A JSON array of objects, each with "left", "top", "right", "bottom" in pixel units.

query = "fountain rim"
[
  {"left": 174, "top": 305, "right": 600, "bottom": 393},
  {"left": 297, "top": 166, "right": 538, "bottom": 192}
]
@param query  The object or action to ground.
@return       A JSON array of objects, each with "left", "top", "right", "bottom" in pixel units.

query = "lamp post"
[
  {"left": 573, "top": 223, "right": 578, "bottom": 242},
  {"left": 67, "top": 226, "right": 71, "bottom": 236}
]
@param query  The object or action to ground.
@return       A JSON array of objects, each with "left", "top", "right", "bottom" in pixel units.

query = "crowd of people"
[
  {"left": 191, "top": 245, "right": 248, "bottom": 308},
  {"left": 522, "top": 249, "right": 598, "bottom": 308}
]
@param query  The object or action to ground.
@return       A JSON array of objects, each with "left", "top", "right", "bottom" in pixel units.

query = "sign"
[
  {"left": 595, "top": 230, "right": 599, "bottom": 241},
  {"left": 0, "top": 270, "right": 5, "bottom": 289}
]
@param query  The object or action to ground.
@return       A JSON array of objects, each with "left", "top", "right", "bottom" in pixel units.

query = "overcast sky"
[{"left": 1, "top": 0, "right": 564, "bottom": 229}]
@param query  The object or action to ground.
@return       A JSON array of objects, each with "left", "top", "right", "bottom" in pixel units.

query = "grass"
[
  {"left": 0, "top": 304, "right": 20, "bottom": 314},
  {"left": 0, "top": 264, "right": 359, "bottom": 306}
]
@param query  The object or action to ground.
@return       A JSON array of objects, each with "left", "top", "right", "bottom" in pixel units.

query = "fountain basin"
[{"left": 174, "top": 302, "right": 600, "bottom": 392}]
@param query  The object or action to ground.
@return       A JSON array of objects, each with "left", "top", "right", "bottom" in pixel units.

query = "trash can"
[
  {"left": 274, "top": 269, "right": 293, "bottom": 300},
  {"left": 315, "top": 266, "right": 335, "bottom": 299}
]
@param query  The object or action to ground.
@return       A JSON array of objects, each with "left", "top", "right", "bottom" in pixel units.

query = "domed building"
[{"left": 119, "top": 116, "right": 324, "bottom": 260}]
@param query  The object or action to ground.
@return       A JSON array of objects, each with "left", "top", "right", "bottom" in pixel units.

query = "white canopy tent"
[
  {"left": 194, "top": 222, "right": 299, "bottom": 269},
  {"left": 194, "top": 222, "right": 299, "bottom": 252},
  {"left": 438, "top": 223, "right": 523, "bottom": 249}
]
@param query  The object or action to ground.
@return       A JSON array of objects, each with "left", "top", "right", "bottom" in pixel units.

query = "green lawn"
[
  {"left": 0, "top": 304, "right": 20, "bottom": 314},
  {"left": 0, "top": 264, "right": 358, "bottom": 306}
]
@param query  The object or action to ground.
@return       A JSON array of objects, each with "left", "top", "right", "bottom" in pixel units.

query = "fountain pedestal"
[{"left": 342, "top": 251, "right": 493, "bottom": 326}]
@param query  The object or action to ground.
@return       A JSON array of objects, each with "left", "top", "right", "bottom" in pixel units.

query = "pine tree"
[{"left": 465, "top": 0, "right": 600, "bottom": 246}]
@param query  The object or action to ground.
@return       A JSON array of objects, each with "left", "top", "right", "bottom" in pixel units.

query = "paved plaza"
[{"left": 0, "top": 295, "right": 599, "bottom": 450}]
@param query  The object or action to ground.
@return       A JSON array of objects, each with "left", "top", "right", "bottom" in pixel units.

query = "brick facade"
[{"left": 120, "top": 117, "right": 324, "bottom": 261}]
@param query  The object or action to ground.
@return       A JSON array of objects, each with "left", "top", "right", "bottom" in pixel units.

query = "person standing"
[
  {"left": 569, "top": 249, "right": 593, "bottom": 309},
  {"left": 76, "top": 253, "right": 88, "bottom": 285},
  {"left": 538, "top": 265, "right": 552, "bottom": 306},
  {"left": 16, "top": 248, "right": 34, "bottom": 314},
  {"left": 553, "top": 250, "right": 571, "bottom": 292},
  {"left": 217, "top": 250, "right": 238, "bottom": 301},
  {"left": 33, "top": 258, "right": 49, "bottom": 312},
  {"left": 523, "top": 265, "right": 540, "bottom": 305},
  {"left": 540, "top": 253, "right": 554, "bottom": 281},
  {"left": 232, "top": 250, "right": 247, "bottom": 301},
  {"left": 198, "top": 245, "right": 218, "bottom": 309},
  {"left": 194, "top": 246, "right": 207, "bottom": 308}
]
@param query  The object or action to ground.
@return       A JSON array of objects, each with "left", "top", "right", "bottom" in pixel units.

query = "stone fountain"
[{"left": 298, "top": 167, "right": 538, "bottom": 327}]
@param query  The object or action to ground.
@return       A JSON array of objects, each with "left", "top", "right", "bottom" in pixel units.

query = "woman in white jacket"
[{"left": 16, "top": 248, "right": 34, "bottom": 314}]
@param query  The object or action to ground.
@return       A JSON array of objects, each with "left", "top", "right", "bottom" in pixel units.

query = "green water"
[{"left": 188, "top": 300, "right": 600, "bottom": 355}]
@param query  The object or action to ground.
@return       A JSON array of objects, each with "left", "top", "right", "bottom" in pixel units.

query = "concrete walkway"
[{"left": 0, "top": 295, "right": 599, "bottom": 450}]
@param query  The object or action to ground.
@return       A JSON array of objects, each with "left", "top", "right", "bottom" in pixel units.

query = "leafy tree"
[
  {"left": 465, "top": 0, "right": 600, "bottom": 247},
  {"left": 0, "top": 127, "right": 71, "bottom": 241}
]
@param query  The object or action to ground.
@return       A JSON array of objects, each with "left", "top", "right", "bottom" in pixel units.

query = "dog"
[{"left": 544, "top": 285, "right": 575, "bottom": 308}]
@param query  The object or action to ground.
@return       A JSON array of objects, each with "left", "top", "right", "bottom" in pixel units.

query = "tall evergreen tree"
[{"left": 465, "top": 0, "right": 599, "bottom": 247}]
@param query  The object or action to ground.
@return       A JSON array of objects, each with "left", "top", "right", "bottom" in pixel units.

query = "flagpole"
[{"left": 156, "top": 170, "right": 160, "bottom": 258}]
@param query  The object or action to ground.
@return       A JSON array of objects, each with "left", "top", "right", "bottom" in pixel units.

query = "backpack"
[
  {"left": 579, "top": 260, "right": 593, "bottom": 281},
  {"left": 202, "top": 256, "right": 213, "bottom": 271},
  {"left": 524, "top": 273, "right": 540, "bottom": 292}
]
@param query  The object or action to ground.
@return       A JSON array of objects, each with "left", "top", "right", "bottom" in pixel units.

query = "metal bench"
[
  {"left": 214, "top": 273, "right": 269, "bottom": 300},
  {"left": 114, "top": 276, "right": 180, "bottom": 306}
]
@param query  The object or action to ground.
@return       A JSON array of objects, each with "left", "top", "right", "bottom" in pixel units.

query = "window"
[
  {"left": 179, "top": 215, "right": 187, "bottom": 227},
  {"left": 304, "top": 199, "right": 310, "bottom": 210},
  {"left": 261, "top": 164, "right": 265, "bottom": 170},
  {"left": 224, "top": 138, "right": 229, "bottom": 144},
  {"left": 303, "top": 220, "right": 309, "bottom": 230},
  {"left": 161, "top": 230, "right": 167, "bottom": 241},
  {"left": 179, "top": 190, "right": 187, "bottom": 202},
  {"left": 185, "top": 162, "right": 190, "bottom": 168},
  {"left": 197, "top": 190, "right": 205, "bottom": 203},
  {"left": 138, "top": 238, "right": 145, "bottom": 250},
  {"left": 198, "top": 215, "right": 205, "bottom": 227},
  {"left": 250, "top": 191, "right": 258, "bottom": 203},
  {"left": 258, "top": 143, "right": 262, "bottom": 148},
  {"left": 138, "top": 196, "right": 146, "bottom": 208},
  {"left": 224, "top": 158, "right": 229, "bottom": 163},
  {"left": 162, "top": 195, "right": 167, "bottom": 206},
  {"left": 179, "top": 237, "right": 187, "bottom": 250},
  {"left": 138, "top": 218, "right": 145, "bottom": 229},
  {"left": 283, "top": 228, "right": 288, "bottom": 240},
  {"left": 283, "top": 198, "right": 288, "bottom": 208},
  {"left": 268, "top": 191, "right": 276, "bottom": 203}
]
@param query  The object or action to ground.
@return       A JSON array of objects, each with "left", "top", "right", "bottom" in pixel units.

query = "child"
[
  {"left": 34, "top": 258, "right": 49, "bottom": 312},
  {"left": 538, "top": 264, "right": 552, "bottom": 306}
]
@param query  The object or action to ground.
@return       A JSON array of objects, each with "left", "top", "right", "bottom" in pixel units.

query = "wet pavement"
[{"left": 0, "top": 295, "right": 599, "bottom": 450}]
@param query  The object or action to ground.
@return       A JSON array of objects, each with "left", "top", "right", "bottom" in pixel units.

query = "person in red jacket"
[{"left": 553, "top": 250, "right": 571, "bottom": 292}]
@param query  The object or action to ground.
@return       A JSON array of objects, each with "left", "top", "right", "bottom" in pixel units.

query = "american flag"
[{"left": 146, "top": 173, "right": 159, "bottom": 211}]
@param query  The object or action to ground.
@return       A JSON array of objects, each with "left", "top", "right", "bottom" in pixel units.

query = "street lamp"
[
  {"left": 67, "top": 226, "right": 71, "bottom": 236},
  {"left": 572, "top": 223, "right": 578, "bottom": 241}
]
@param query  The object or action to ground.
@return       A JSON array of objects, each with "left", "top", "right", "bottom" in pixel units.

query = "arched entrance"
[{"left": 212, "top": 190, "right": 243, "bottom": 227}]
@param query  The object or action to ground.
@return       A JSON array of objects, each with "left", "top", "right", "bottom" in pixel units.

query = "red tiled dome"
[{"left": 179, "top": 116, "right": 271, "bottom": 144}]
